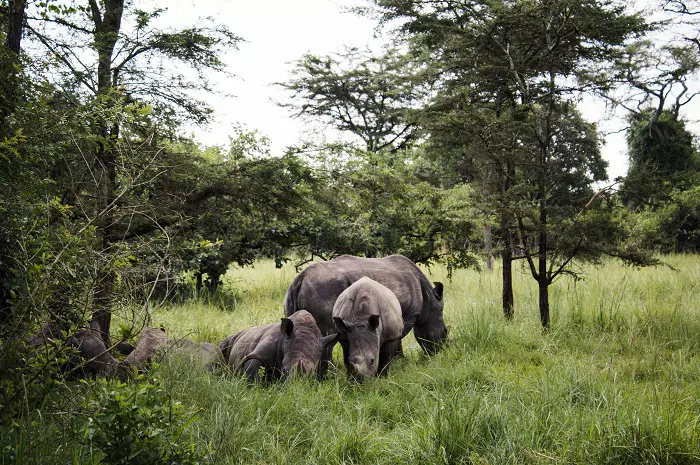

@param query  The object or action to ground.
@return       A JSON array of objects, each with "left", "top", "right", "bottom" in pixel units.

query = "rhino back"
[{"left": 289, "top": 255, "right": 425, "bottom": 334}]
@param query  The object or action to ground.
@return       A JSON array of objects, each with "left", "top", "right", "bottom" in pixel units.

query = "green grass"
[{"left": 8, "top": 256, "right": 700, "bottom": 464}]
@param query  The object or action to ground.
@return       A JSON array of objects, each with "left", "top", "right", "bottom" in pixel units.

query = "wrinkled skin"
[
  {"left": 64, "top": 330, "right": 129, "bottom": 380},
  {"left": 123, "top": 327, "right": 224, "bottom": 372},
  {"left": 123, "top": 327, "right": 168, "bottom": 368},
  {"left": 333, "top": 277, "right": 404, "bottom": 381},
  {"left": 284, "top": 255, "right": 447, "bottom": 376},
  {"left": 219, "top": 310, "right": 338, "bottom": 382}
]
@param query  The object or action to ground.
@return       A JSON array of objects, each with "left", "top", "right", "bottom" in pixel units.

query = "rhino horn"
[{"left": 320, "top": 332, "right": 340, "bottom": 347}]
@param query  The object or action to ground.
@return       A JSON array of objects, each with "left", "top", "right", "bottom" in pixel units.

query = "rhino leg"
[
  {"left": 316, "top": 341, "right": 336, "bottom": 380},
  {"left": 242, "top": 359, "right": 264, "bottom": 383},
  {"left": 378, "top": 340, "right": 401, "bottom": 376},
  {"left": 394, "top": 340, "right": 404, "bottom": 358}
]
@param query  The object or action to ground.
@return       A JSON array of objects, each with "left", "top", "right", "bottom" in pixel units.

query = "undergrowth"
[{"left": 3, "top": 256, "right": 699, "bottom": 464}]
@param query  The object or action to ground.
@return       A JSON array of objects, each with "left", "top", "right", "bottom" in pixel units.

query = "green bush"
[{"left": 77, "top": 375, "right": 203, "bottom": 465}]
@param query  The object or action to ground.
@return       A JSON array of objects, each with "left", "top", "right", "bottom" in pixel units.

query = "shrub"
[{"left": 77, "top": 375, "right": 203, "bottom": 465}]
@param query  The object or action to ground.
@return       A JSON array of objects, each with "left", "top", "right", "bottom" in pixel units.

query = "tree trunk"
[
  {"left": 206, "top": 274, "right": 221, "bottom": 294},
  {"left": 500, "top": 161, "right": 516, "bottom": 319},
  {"left": 90, "top": 268, "right": 113, "bottom": 345},
  {"left": 1, "top": 0, "right": 26, "bottom": 121},
  {"left": 484, "top": 226, "right": 494, "bottom": 271},
  {"left": 538, "top": 274, "right": 549, "bottom": 329},
  {"left": 88, "top": 0, "right": 124, "bottom": 347},
  {"left": 6, "top": 0, "right": 26, "bottom": 54},
  {"left": 538, "top": 171, "right": 549, "bottom": 330},
  {"left": 502, "top": 245, "right": 514, "bottom": 320},
  {"left": 196, "top": 272, "right": 203, "bottom": 297}
]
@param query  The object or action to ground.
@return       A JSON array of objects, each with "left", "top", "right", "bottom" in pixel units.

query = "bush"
[{"left": 77, "top": 375, "right": 203, "bottom": 465}]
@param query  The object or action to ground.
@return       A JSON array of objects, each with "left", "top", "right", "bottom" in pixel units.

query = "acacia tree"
[
  {"left": 15, "top": 1, "right": 240, "bottom": 345},
  {"left": 375, "top": 0, "right": 651, "bottom": 328},
  {"left": 279, "top": 47, "right": 422, "bottom": 153}
]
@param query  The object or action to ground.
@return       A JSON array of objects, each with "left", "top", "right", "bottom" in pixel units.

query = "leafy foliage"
[
  {"left": 77, "top": 375, "right": 203, "bottom": 465},
  {"left": 621, "top": 109, "right": 699, "bottom": 209},
  {"left": 279, "top": 47, "right": 422, "bottom": 152},
  {"left": 281, "top": 146, "right": 478, "bottom": 271}
]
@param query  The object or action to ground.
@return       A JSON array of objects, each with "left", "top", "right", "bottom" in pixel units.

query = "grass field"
[{"left": 11, "top": 255, "right": 700, "bottom": 464}]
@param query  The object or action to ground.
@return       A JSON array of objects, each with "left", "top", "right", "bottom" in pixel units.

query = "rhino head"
[
  {"left": 333, "top": 314, "right": 380, "bottom": 382},
  {"left": 279, "top": 312, "right": 338, "bottom": 378}
]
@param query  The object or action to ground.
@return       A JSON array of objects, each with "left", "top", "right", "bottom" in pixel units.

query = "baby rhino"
[
  {"left": 219, "top": 310, "right": 337, "bottom": 382},
  {"left": 333, "top": 277, "right": 404, "bottom": 381}
]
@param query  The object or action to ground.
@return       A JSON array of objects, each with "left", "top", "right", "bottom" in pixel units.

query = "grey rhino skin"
[
  {"left": 123, "top": 327, "right": 168, "bottom": 368},
  {"left": 29, "top": 325, "right": 130, "bottom": 380},
  {"left": 333, "top": 277, "right": 404, "bottom": 381},
  {"left": 284, "top": 254, "right": 446, "bottom": 376},
  {"left": 219, "top": 310, "right": 338, "bottom": 382},
  {"left": 65, "top": 329, "right": 129, "bottom": 380},
  {"left": 123, "top": 327, "right": 224, "bottom": 372}
]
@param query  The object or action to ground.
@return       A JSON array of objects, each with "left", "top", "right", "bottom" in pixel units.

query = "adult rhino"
[
  {"left": 123, "top": 327, "right": 224, "bottom": 372},
  {"left": 333, "top": 277, "right": 404, "bottom": 381},
  {"left": 219, "top": 310, "right": 338, "bottom": 382},
  {"left": 284, "top": 254, "right": 446, "bottom": 376},
  {"left": 64, "top": 329, "right": 129, "bottom": 380}
]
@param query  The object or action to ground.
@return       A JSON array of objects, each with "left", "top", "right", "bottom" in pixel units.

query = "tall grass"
[{"left": 7, "top": 256, "right": 700, "bottom": 464}]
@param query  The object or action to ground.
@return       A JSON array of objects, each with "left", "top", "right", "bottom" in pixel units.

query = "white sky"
[{"left": 167, "top": 0, "right": 698, "bottom": 182}]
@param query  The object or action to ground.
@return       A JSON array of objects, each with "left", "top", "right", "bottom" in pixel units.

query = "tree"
[
  {"left": 279, "top": 45, "right": 477, "bottom": 270},
  {"left": 279, "top": 47, "right": 421, "bottom": 153},
  {"left": 167, "top": 130, "right": 315, "bottom": 295},
  {"left": 374, "top": 0, "right": 651, "bottom": 328},
  {"left": 14, "top": 1, "right": 240, "bottom": 345},
  {"left": 603, "top": 39, "right": 699, "bottom": 138},
  {"left": 415, "top": 91, "right": 527, "bottom": 319},
  {"left": 280, "top": 145, "right": 477, "bottom": 270},
  {"left": 621, "top": 109, "right": 699, "bottom": 209}
]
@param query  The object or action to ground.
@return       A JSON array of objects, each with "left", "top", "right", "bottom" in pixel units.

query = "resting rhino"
[
  {"left": 284, "top": 254, "right": 446, "bottom": 376},
  {"left": 219, "top": 310, "right": 338, "bottom": 382},
  {"left": 64, "top": 329, "right": 129, "bottom": 380},
  {"left": 123, "top": 327, "right": 224, "bottom": 372},
  {"left": 333, "top": 277, "right": 404, "bottom": 381}
]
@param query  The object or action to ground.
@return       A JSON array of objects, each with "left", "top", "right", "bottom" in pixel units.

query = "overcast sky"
[{"left": 166, "top": 0, "right": 698, "bottom": 182}]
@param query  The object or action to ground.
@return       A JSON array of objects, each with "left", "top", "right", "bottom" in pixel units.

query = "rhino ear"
[
  {"left": 320, "top": 333, "right": 339, "bottom": 347},
  {"left": 368, "top": 314, "right": 380, "bottom": 331},
  {"left": 280, "top": 318, "right": 294, "bottom": 338},
  {"left": 333, "top": 317, "right": 352, "bottom": 334},
  {"left": 433, "top": 282, "right": 444, "bottom": 300}
]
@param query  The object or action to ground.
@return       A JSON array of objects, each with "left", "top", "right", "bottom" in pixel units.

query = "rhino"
[
  {"left": 333, "top": 277, "right": 404, "bottom": 381},
  {"left": 284, "top": 254, "right": 447, "bottom": 376},
  {"left": 64, "top": 329, "right": 129, "bottom": 380},
  {"left": 219, "top": 310, "right": 338, "bottom": 382},
  {"left": 123, "top": 327, "right": 168, "bottom": 368},
  {"left": 123, "top": 327, "right": 224, "bottom": 372}
]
